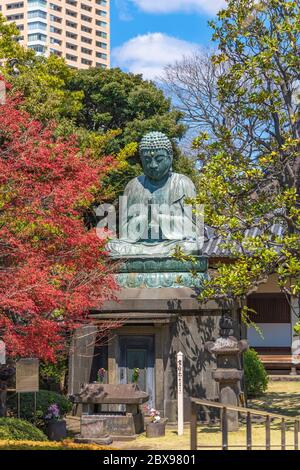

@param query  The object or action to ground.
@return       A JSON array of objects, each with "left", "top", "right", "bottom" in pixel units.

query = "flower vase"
[
  {"left": 146, "top": 418, "right": 168, "bottom": 438},
  {"left": 46, "top": 419, "right": 67, "bottom": 441}
]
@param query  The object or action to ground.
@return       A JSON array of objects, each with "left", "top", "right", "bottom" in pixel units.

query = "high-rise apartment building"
[{"left": 0, "top": 0, "right": 110, "bottom": 69}]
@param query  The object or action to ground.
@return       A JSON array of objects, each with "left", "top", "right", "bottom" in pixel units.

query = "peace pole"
[{"left": 177, "top": 351, "right": 184, "bottom": 436}]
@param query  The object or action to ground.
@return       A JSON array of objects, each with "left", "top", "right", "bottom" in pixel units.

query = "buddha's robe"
[{"left": 108, "top": 172, "right": 201, "bottom": 257}]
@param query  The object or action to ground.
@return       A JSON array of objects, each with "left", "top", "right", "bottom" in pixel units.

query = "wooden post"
[
  {"left": 246, "top": 412, "right": 252, "bottom": 450},
  {"left": 281, "top": 418, "right": 286, "bottom": 450},
  {"left": 177, "top": 352, "right": 184, "bottom": 436},
  {"left": 294, "top": 420, "right": 299, "bottom": 451},
  {"left": 190, "top": 400, "right": 197, "bottom": 451},
  {"left": 266, "top": 415, "right": 271, "bottom": 450},
  {"left": 34, "top": 392, "right": 37, "bottom": 416},
  {"left": 17, "top": 392, "right": 20, "bottom": 419},
  {"left": 221, "top": 407, "right": 228, "bottom": 450}
]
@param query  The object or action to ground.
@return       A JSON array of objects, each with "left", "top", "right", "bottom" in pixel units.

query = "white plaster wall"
[
  {"left": 291, "top": 297, "right": 300, "bottom": 355},
  {"left": 248, "top": 323, "right": 291, "bottom": 347}
]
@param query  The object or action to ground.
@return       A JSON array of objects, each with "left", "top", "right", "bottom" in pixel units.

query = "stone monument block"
[{"left": 75, "top": 415, "right": 112, "bottom": 445}]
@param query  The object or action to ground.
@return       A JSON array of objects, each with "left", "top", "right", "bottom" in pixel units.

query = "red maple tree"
[{"left": 0, "top": 84, "right": 118, "bottom": 362}]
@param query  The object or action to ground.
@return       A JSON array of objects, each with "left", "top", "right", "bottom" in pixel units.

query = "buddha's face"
[{"left": 140, "top": 148, "right": 172, "bottom": 182}]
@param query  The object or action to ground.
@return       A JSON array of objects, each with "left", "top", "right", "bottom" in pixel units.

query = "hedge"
[
  {"left": 8, "top": 390, "right": 72, "bottom": 427},
  {"left": 0, "top": 418, "right": 47, "bottom": 441}
]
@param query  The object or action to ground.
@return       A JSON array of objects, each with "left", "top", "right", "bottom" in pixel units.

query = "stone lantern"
[{"left": 205, "top": 311, "right": 248, "bottom": 431}]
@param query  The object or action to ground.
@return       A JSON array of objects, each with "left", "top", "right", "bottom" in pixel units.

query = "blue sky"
[{"left": 110, "top": 0, "right": 226, "bottom": 79}]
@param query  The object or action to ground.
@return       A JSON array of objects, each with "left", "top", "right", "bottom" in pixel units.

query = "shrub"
[
  {"left": 8, "top": 390, "right": 72, "bottom": 428},
  {"left": 244, "top": 348, "right": 269, "bottom": 397},
  {"left": 0, "top": 418, "right": 47, "bottom": 441},
  {"left": 40, "top": 357, "right": 68, "bottom": 392},
  {"left": 0, "top": 439, "right": 114, "bottom": 450}
]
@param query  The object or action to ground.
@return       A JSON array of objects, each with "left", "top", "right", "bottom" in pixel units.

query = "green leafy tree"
[
  {"left": 188, "top": 1, "right": 300, "bottom": 327},
  {"left": 68, "top": 68, "right": 191, "bottom": 197},
  {"left": 0, "top": 15, "right": 31, "bottom": 61},
  {"left": 10, "top": 54, "right": 84, "bottom": 123},
  {"left": 69, "top": 67, "right": 185, "bottom": 152},
  {"left": 0, "top": 14, "right": 82, "bottom": 123}
]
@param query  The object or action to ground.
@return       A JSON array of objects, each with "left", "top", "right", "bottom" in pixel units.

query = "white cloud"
[
  {"left": 115, "top": 0, "right": 133, "bottom": 21},
  {"left": 131, "top": 0, "right": 227, "bottom": 15},
  {"left": 112, "top": 33, "right": 201, "bottom": 80}
]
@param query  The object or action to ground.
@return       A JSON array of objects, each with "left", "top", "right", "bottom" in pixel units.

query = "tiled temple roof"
[{"left": 202, "top": 224, "right": 285, "bottom": 257}]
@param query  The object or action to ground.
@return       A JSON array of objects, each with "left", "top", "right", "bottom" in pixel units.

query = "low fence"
[{"left": 190, "top": 398, "right": 300, "bottom": 451}]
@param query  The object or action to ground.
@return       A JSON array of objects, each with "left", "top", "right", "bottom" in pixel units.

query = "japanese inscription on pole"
[
  {"left": 177, "top": 355, "right": 183, "bottom": 394},
  {"left": 177, "top": 351, "right": 184, "bottom": 436}
]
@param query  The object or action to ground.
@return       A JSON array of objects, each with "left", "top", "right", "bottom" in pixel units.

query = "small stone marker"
[
  {"left": 0, "top": 341, "right": 5, "bottom": 365},
  {"left": 177, "top": 351, "right": 184, "bottom": 436},
  {"left": 16, "top": 358, "right": 39, "bottom": 392}
]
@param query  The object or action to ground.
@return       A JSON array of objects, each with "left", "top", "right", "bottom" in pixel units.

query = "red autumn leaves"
[{"left": 0, "top": 84, "right": 117, "bottom": 361}]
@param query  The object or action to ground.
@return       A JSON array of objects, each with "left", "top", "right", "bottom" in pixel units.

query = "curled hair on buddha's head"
[{"left": 139, "top": 132, "right": 173, "bottom": 158}]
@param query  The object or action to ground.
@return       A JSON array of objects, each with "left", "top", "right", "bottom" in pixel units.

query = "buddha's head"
[{"left": 139, "top": 132, "right": 173, "bottom": 182}]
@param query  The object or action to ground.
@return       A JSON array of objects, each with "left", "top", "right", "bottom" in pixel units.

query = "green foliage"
[
  {"left": 294, "top": 321, "right": 300, "bottom": 335},
  {"left": 0, "top": 418, "right": 47, "bottom": 441},
  {"left": 8, "top": 390, "right": 72, "bottom": 427},
  {"left": 244, "top": 349, "right": 269, "bottom": 397},
  {"left": 67, "top": 68, "right": 188, "bottom": 199},
  {"left": 191, "top": 0, "right": 300, "bottom": 310},
  {"left": 12, "top": 55, "right": 83, "bottom": 123},
  {"left": 131, "top": 368, "right": 140, "bottom": 383},
  {"left": 173, "top": 152, "right": 198, "bottom": 184},
  {"left": 40, "top": 357, "right": 68, "bottom": 388},
  {"left": 69, "top": 67, "right": 186, "bottom": 154},
  {"left": 0, "top": 14, "right": 82, "bottom": 123},
  {"left": 0, "top": 14, "right": 33, "bottom": 61}
]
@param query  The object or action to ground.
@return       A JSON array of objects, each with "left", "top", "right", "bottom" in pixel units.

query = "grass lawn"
[
  {"left": 116, "top": 381, "right": 300, "bottom": 451},
  {"left": 250, "top": 381, "right": 300, "bottom": 417}
]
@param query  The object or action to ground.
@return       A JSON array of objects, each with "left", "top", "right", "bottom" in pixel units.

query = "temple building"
[
  {"left": 204, "top": 230, "right": 300, "bottom": 374},
  {"left": 68, "top": 132, "right": 298, "bottom": 422}
]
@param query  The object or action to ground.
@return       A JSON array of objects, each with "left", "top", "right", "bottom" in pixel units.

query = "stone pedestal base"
[
  {"left": 213, "top": 368, "right": 244, "bottom": 432},
  {"left": 219, "top": 386, "right": 239, "bottom": 432},
  {"left": 102, "top": 413, "right": 144, "bottom": 440},
  {"left": 76, "top": 415, "right": 113, "bottom": 445},
  {"left": 75, "top": 435, "right": 113, "bottom": 445}
]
